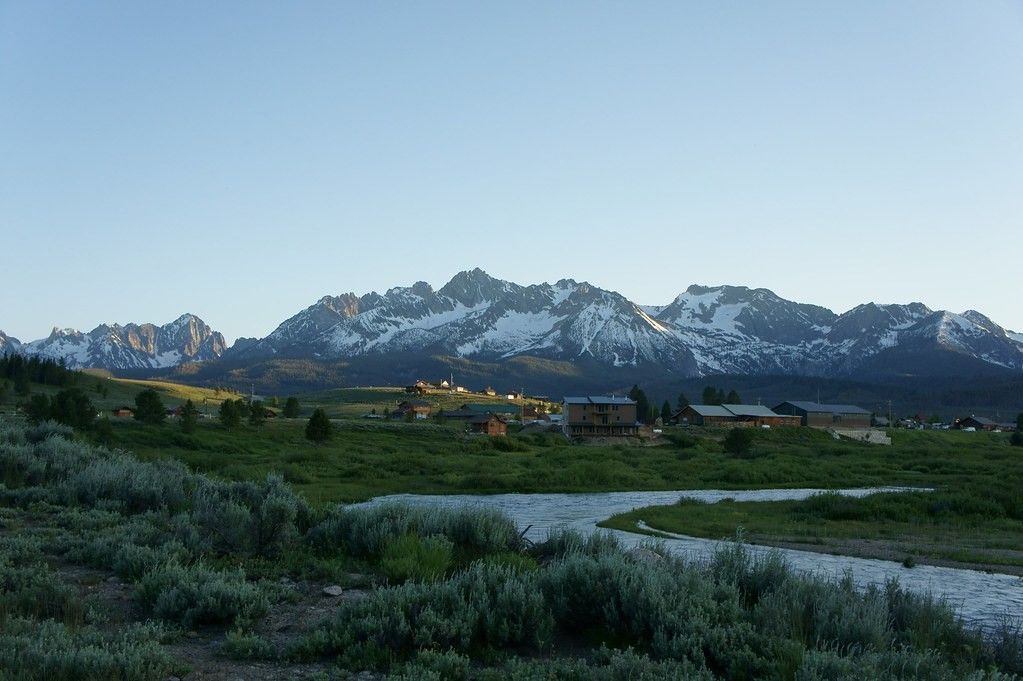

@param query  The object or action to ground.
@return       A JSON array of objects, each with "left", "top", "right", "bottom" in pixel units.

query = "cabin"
[
  {"left": 480, "top": 386, "right": 497, "bottom": 396},
  {"left": 468, "top": 414, "right": 507, "bottom": 436},
  {"left": 562, "top": 396, "right": 639, "bottom": 437},
  {"left": 394, "top": 400, "right": 432, "bottom": 419},
  {"left": 112, "top": 406, "right": 134, "bottom": 418},
  {"left": 955, "top": 416, "right": 997, "bottom": 431},
  {"left": 772, "top": 401, "right": 872, "bottom": 429},
  {"left": 404, "top": 381, "right": 430, "bottom": 395}
]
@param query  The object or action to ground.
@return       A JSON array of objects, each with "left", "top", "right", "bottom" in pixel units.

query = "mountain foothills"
[{"left": 3, "top": 269, "right": 1022, "bottom": 392}]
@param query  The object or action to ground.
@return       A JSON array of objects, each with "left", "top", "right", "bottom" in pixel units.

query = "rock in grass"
[{"left": 322, "top": 585, "right": 344, "bottom": 597}]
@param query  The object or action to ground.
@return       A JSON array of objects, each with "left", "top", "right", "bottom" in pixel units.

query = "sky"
[{"left": 2, "top": 1, "right": 1022, "bottom": 344}]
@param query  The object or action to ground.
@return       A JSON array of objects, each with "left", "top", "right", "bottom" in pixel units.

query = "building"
[
  {"left": 480, "top": 386, "right": 497, "bottom": 396},
  {"left": 562, "top": 396, "right": 639, "bottom": 437},
  {"left": 955, "top": 416, "right": 998, "bottom": 431},
  {"left": 674, "top": 404, "right": 801, "bottom": 427},
  {"left": 112, "top": 406, "right": 134, "bottom": 418},
  {"left": 772, "top": 401, "right": 872, "bottom": 429},
  {"left": 459, "top": 403, "right": 520, "bottom": 418},
  {"left": 393, "top": 399, "right": 432, "bottom": 419},
  {"left": 675, "top": 404, "right": 735, "bottom": 427},
  {"left": 468, "top": 414, "right": 507, "bottom": 436}
]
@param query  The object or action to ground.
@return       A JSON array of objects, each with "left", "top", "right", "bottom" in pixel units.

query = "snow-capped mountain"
[
  {"left": 6, "top": 270, "right": 1022, "bottom": 380},
  {"left": 5, "top": 314, "right": 226, "bottom": 370},
  {"left": 0, "top": 331, "right": 22, "bottom": 355},
  {"left": 224, "top": 269, "right": 1023, "bottom": 378}
]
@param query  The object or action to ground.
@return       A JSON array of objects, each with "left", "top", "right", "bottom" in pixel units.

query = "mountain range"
[{"left": 3, "top": 269, "right": 1022, "bottom": 399}]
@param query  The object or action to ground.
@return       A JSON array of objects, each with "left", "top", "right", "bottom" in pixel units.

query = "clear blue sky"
[{"left": 2, "top": 1, "right": 1022, "bottom": 343}]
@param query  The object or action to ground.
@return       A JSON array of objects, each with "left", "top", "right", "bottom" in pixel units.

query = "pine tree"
[
  {"left": 24, "top": 393, "right": 51, "bottom": 424},
  {"left": 134, "top": 389, "right": 165, "bottom": 425},
  {"left": 180, "top": 399, "right": 198, "bottom": 433},
  {"left": 306, "top": 408, "right": 332, "bottom": 443},
  {"left": 676, "top": 392, "right": 689, "bottom": 410},
  {"left": 14, "top": 371, "right": 30, "bottom": 397},
  {"left": 219, "top": 399, "right": 241, "bottom": 429},
  {"left": 726, "top": 389, "right": 742, "bottom": 405},
  {"left": 249, "top": 400, "right": 266, "bottom": 428},
  {"left": 660, "top": 400, "right": 672, "bottom": 423},
  {"left": 628, "top": 385, "right": 651, "bottom": 424},
  {"left": 283, "top": 397, "right": 300, "bottom": 418},
  {"left": 702, "top": 386, "right": 719, "bottom": 405}
]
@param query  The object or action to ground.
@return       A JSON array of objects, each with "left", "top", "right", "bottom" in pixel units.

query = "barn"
[{"left": 772, "top": 401, "right": 872, "bottom": 429}]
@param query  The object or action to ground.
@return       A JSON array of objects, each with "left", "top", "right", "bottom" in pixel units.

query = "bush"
[
  {"left": 292, "top": 561, "right": 553, "bottom": 667},
  {"left": 190, "top": 475, "right": 311, "bottom": 557},
  {"left": 223, "top": 628, "right": 277, "bottom": 660},
  {"left": 380, "top": 533, "right": 453, "bottom": 583},
  {"left": 1011, "top": 431, "right": 1023, "bottom": 447},
  {"left": 0, "top": 619, "right": 172, "bottom": 681},
  {"left": 491, "top": 436, "right": 530, "bottom": 452},
  {"left": 723, "top": 428, "right": 757, "bottom": 457},
  {"left": 309, "top": 502, "right": 521, "bottom": 559},
  {"left": 137, "top": 562, "right": 270, "bottom": 628}
]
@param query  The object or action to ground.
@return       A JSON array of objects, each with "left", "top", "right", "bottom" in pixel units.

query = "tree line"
[{"left": 626, "top": 384, "right": 744, "bottom": 424}]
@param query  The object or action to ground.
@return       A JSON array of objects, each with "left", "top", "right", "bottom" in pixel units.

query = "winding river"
[{"left": 357, "top": 487, "right": 1023, "bottom": 628}]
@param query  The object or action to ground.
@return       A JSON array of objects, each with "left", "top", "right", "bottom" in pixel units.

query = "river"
[{"left": 356, "top": 487, "right": 1023, "bottom": 628}]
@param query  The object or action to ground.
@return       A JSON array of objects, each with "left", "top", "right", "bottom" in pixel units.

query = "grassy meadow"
[{"left": 1, "top": 418, "right": 1020, "bottom": 679}]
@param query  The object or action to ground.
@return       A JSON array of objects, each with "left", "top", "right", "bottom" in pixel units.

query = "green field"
[
  {"left": 5, "top": 372, "right": 1022, "bottom": 573},
  {"left": 102, "top": 411, "right": 1020, "bottom": 506}
]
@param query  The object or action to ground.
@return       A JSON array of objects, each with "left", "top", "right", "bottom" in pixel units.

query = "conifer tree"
[{"left": 306, "top": 408, "right": 332, "bottom": 443}]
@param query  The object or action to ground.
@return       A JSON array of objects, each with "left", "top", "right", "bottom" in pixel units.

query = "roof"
[
  {"left": 721, "top": 404, "right": 782, "bottom": 418},
  {"left": 399, "top": 399, "right": 431, "bottom": 407},
  {"left": 563, "top": 396, "right": 637, "bottom": 406},
  {"left": 774, "top": 401, "right": 871, "bottom": 415},
  {"left": 461, "top": 403, "right": 519, "bottom": 414},
  {"left": 469, "top": 414, "right": 506, "bottom": 424},
  {"left": 964, "top": 416, "right": 996, "bottom": 425},
  {"left": 683, "top": 404, "right": 734, "bottom": 417}
]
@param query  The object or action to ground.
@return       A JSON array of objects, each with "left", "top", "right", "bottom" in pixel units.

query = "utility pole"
[{"left": 887, "top": 400, "right": 893, "bottom": 428}]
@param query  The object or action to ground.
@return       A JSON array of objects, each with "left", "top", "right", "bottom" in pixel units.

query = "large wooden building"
[
  {"left": 562, "top": 396, "right": 639, "bottom": 437},
  {"left": 772, "top": 401, "right": 872, "bottom": 429},
  {"left": 675, "top": 404, "right": 801, "bottom": 427}
]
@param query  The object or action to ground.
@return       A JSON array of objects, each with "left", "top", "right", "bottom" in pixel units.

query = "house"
[
  {"left": 506, "top": 391, "right": 523, "bottom": 400},
  {"left": 404, "top": 381, "right": 429, "bottom": 395},
  {"left": 112, "top": 406, "right": 134, "bottom": 418},
  {"left": 394, "top": 400, "right": 433, "bottom": 419},
  {"left": 955, "top": 416, "right": 997, "bottom": 431},
  {"left": 562, "top": 396, "right": 639, "bottom": 437},
  {"left": 772, "top": 401, "right": 872, "bottom": 429},
  {"left": 480, "top": 386, "right": 497, "bottom": 396},
  {"left": 468, "top": 414, "right": 507, "bottom": 436}
]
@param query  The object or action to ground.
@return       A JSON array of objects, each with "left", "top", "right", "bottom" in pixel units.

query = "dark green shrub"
[
  {"left": 380, "top": 533, "right": 453, "bottom": 583},
  {"left": 723, "top": 428, "right": 757, "bottom": 457}
]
